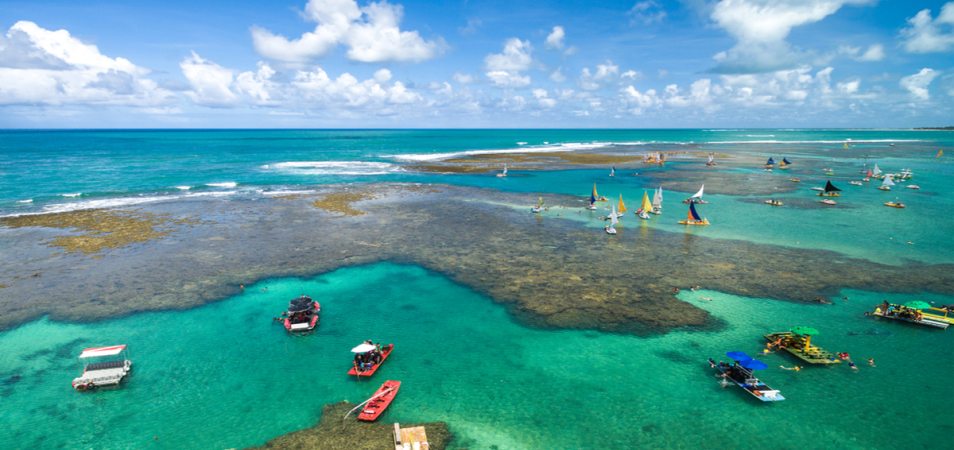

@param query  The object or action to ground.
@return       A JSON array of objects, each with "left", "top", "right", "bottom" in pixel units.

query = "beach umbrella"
[
  {"left": 351, "top": 344, "right": 376, "bottom": 353},
  {"left": 903, "top": 301, "right": 932, "bottom": 310},
  {"left": 791, "top": 326, "right": 819, "bottom": 350},
  {"left": 726, "top": 351, "right": 752, "bottom": 361},
  {"left": 740, "top": 359, "right": 768, "bottom": 370}
]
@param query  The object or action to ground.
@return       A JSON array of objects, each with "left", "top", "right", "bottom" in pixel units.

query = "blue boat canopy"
[
  {"left": 726, "top": 351, "right": 752, "bottom": 361},
  {"left": 740, "top": 359, "right": 768, "bottom": 370}
]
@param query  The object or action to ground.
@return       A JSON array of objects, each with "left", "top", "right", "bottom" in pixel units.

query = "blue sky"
[{"left": 0, "top": 0, "right": 952, "bottom": 128}]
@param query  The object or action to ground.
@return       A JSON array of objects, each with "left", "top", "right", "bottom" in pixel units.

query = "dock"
[{"left": 394, "top": 424, "right": 429, "bottom": 450}]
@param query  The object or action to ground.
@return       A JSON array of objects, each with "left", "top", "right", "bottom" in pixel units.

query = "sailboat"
[
  {"left": 637, "top": 191, "right": 652, "bottom": 219},
  {"left": 937, "top": 149, "right": 944, "bottom": 159},
  {"left": 618, "top": 194, "right": 628, "bottom": 216},
  {"left": 532, "top": 196, "right": 544, "bottom": 213},
  {"left": 872, "top": 164, "right": 884, "bottom": 179},
  {"left": 610, "top": 165, "right": 616, "bottom": 177},
  {"left": 764, "top": 157, "right": 775, "bottom": 168},
  {"left": 684, "top": 185, "right": 707, "bottom": 204},
  {"left": 864, "top": 168, "right": 872, "bottom": 182},
  {"left": 496, "top": 165, "right": 507, "bottom": 178},
  {"left": 605, "top": 206, "right": 618, "bottom": 234},
  {"left": 706, "top": 154, "right": 717, "bottom": 166},
  {"left": 877, "top": 174, "right": 894, "bottom": 191},
  {"left": 779, "top": 157, "right": 791, "bottom": 169},
  {"left": 592, "top": 183, "right": 607, "bottom": 201},
  {"left": 678, "top": 201, "right": 709, "bottom": 225},
  {"left": 817, "top": 181, "right": 842, "bottom": 197},
  {"left": 650, "top": 187, "right": 663, "bottom": 215}
]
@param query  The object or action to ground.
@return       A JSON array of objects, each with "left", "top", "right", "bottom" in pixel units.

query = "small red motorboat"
[
  {"left": 347, "top": 344, "right": 394, "bottom": 377},
  {"left": 358, "top": 380, "right": 401, "bottom": 421},
  {"left": 283, "top": 296, "right": 320, "bottom": 332}
]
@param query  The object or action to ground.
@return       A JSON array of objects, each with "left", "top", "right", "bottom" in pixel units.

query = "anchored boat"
[
  {"left": 885, "top": 202, "right": 905, "bottom": 208},
  {"left": 877, "top": 175, "right": 895, "bottom": 191},
  {"left": 358, "top": 380, "right": 401, "bottom": 421},
  {"left": 709, "top": 352, "right": 784, "bottom": 402},
  {"left": 348, "top": 343, "right": 394, "bottom": 378},
  {"left": 496, "top": 165, "right": 507, "bottom": 178},
  {"left": 285, "top": 295, "right": 320, "bottom": 332},
  {"left": 764, "top": 328, "right": 840, "bottom": 365},
  {"left": 72, "top": 345, "right": 132, "bottom": 391},
  {"left": 649, "top": 186, "right": 663, "bottom": 214},
  {"left": 765, "top": 200, "right": 783, "bottom": 206},
  {"left": 636, "top": 191, "right": 651, "bottom": 219},
  {"left": 764, "top": 157, "right": 775, "bottom": 168},
  {"left": 871, "top": 301, "right": 950, "bottom": 329},
  {"left": 706, "top": 154, "right": 717, "bottom": 166},
  {"left": 606, "top": 206, "right": 619, "bottom": 234},
  {"left": 778, "top": 157, "right": 792, "bottom": 169}
]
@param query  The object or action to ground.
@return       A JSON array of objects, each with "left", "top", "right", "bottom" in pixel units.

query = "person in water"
[
  {"left": 780, "top": 366, "right": 802, "bottom": 371},
  {"left": 867, "top": 359, "right": 876, "bottom": 366},
  {"left": 848, "top": 362, "right": 858, "bottom": 370}
]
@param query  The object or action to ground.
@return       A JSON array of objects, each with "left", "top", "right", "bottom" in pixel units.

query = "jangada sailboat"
[
  {"left": 496, "top": 165, "right": 507, "bottom": 178},
  {"left": 764, "top": 157, "right": 775, "bottom": 168},
  {"left": 650, "top": 187, "right": 663, "bottom": 215},
  {"left": 684, "top": 184, "right": 707, "bottom": 204},
  {"left": 592, "top": 183, "right": 608, "bottom": 201},
  {"left": 605, "top": 206, "right": 619, "bottom": 234},
  {"left": 817, "top": 181, "right": 841, "bottom": 197},
  {"left": 877, "top": 174, "right": 895, "bottom": 191},
  {"left": 617, "top": 194, "right": 628, "bottom": 217},
  {"left": 678, "top": 201, "right": 709, "bottom": 225},
  {"left": 637, "top": 191, "right": 652, "bottom": 219},
  {"left": 706, "top": 154, "right": 717, "bottom": 166},
  {"left": 779, "top": 157, "right": 791, "bottom": 169},
  {"left": 871, "top": 164, "right": 884, "bottom": 179},
  {"left": 610, "top": 165, "right": 616, "bottom": 177}
]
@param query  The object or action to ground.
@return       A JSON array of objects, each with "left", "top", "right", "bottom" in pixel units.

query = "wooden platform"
[
  {"left": 394, "top": 424, "right": 429, "bottom": 450},
  {"left": 764, "top": 332, "right": 840, "bottom": 365}
]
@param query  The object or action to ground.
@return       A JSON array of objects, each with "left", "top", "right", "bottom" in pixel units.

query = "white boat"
[
  {"left": 605, "top": 206, "right": 619, "bottom": 234},
  {"left": 811, "top": 187, "right": 825, "bottom": 191},
  {"left": 907, "top": 185, "right": 920, "bottom": 190},
  {"left": 531, "top": 205, "right": 542, "bottom": 213},
  {"left": 72, "top": 345, "right": 132, "bottom": 391},
  {"left": 706, "top": 154, "right": 717, "bottom": 166},
  {"left": 877, "top": 175, "right": 894, "bottom": 191},
  {"left": 650, "top": 186, "right": 663, "bottom": 215},
  {"left": 684, "top": 185, "right": 707, "bottom": 204},
  {"left": 496, "top": 165, "right": 507, "bottom": 178},
  {"left": 849, "top": 181, "right": 863, "bottom": 186}
]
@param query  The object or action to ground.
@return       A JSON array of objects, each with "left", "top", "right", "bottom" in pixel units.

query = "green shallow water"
[{"left": 1, "top": 263, "right": 951, "bottom": 449}]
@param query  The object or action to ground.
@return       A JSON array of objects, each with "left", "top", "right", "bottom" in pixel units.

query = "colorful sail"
[
  {"left": 691, "top": 184, "right": 705, "bottom": 199},
  {"left": 610, "top": 165, "right": 616, "bottom": 176},
  {"left": 938, "top": 150, "right": 943, "bottom": 157},
  {"left": 592, "top": 183, "right": 599, "bottom": 198},
  {"left": 782, "top": 157, "right": 791, "bottom": 165},
  {"left": 618, "top": 194, "right": 628, "bottom": 213},
  {"left": 688, "top": 202, "right": 702, "bottom": 221},
  {"left": 641, "top": 191, "right": 652, "bottom": 212},
  {"left": 766, "top": 157, "right": 775, "bottom": 165},
  {"left": 866, "top": 169, "right": 873, "bottom": 177}
]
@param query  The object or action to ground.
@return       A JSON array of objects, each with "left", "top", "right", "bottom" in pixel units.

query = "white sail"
[
  {"left": 872, "top": 164, "right": 882, "bottom": 175},
  {"left": 652, "top": 187, "right": 662, "bottom": 208},
  {"left": 610, "top": 206, "right": 619, "bottom": 226},
  {"left": 691, "top": 184, "right": 705, "bottom": 199},
  {"left": 658, "top": 186, "right": 663, "bottom": 202},
  {"left": 708, "top": 154, "right": 714, "bottom": 163},
  {"left": 882, "top": 175, "right": 895, "bottom": 187},
  {"left": 503, "top": 165, "right": 507, "bottom": 174}
]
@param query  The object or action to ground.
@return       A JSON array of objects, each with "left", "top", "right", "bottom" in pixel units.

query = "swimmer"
[
  {"left": 837, "top": 352, "right": 851, "bottom": 360},
  {"left": 780, "top": 366, "right": 802, "bottom": 371},
  {"left": 700, "top": 297, "right": 713, "bottom": 301},
  {"left": 762, "top": 348, "right": 774, "bottom": 355},
  {"left": 672, "top": 287, "right": 680, "bottom": 294},
  {"left": 867, "top": 359, "right": 876, "bottom": 367},
  {"left": 707, "top": 358, "right": 717, "bottom": 368},
  {"left": 240, "top": 284, "right": 244, "bottom": 291},
  {"left": 849, "top": 362, "right": 858, "bottom": 370},
  {"left": 814, "top": 297, "right": 833, "bottom": 305},
  {"left": 262, "top": 287, "right": 268, "bottom": 292}
]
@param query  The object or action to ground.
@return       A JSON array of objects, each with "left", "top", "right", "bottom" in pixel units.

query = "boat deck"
[
  {"left": 764, "top": 333, "right": 840, "bottom": 364},
  {"left": 76, "top": 365, "right": 130, "bottom": 385},
  {"left": 395, "top": 425, "right": 430, "bottom": 450},
  {"left": 872, "top": 312, "right": 948, "bottom": 329}
]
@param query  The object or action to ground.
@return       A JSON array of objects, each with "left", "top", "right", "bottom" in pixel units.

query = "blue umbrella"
[
  {"left": 740, "top": 359, "right": 768, "bottom": 370},
  {"left": 726, "top": 351, "right": 752, "bottom": 361}
]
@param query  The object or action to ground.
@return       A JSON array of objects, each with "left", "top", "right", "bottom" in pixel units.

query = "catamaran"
[
  {"left": 706, "top": 154, "right": 717, "bottom": 166},
  {"left": 678, "top": 201, "right": 709, "bottom": 225},
  {"left": 606, "top": 205, "right": 619, "bottom": 234},
  {"left": 683, "top": 185, "right": 707, "bottom": 204},
  {"left": 637, "top": 191, "right": 652, "bottom": 219},
  {"left": 650, "top": 187, "right": 663, "bottom": 214},
  {"left": 817, "top": 181, "right": 841, "bottom": 197},
  {"left": 877, "top": 175, "right": 895, "bottom": 191},
  {"left": 496, "top": 165, "right": 507, "bottom": 178},
  {"left": 709, "top": 352, "right": 785, "bottom": 402},
  {"left": 72, "top": 345, "right": 132, "bottom": 391}
]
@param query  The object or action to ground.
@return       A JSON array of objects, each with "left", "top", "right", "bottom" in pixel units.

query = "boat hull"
[
  {"left": 871, "top": 311, "right": 947, "bottom": 329},
  {"left": 348, "top": 344, "right": 394, "bottom": 377},
  {"left": 682, "top": 200, "right": 707, "bottom": 204},
  {"left": 710, "top": 360, "right": 784, "bottom": 402},
  {"left": 678, "top": 219, "right": 709, "bottom": 225},
  {"left": 358, "top": 380, "right": 401, "bottom": 421}
]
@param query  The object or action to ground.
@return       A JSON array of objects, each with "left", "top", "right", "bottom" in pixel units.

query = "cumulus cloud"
[
  {"left": 486, "top": 70, "right": 531, "bottom": 88},
  {"left": 484, "top": 38, "right": 533, "bottom": 88},
  {"left": 545, "top": 26, "right": 565, "bottom": 50},
  {"left": 251, "top": 0, "right": 446, "bottom": 64},
  {"left": 839, "top": 44, "right": 885, "bottom": 61},
  {"left": 900, "top": 3, "right": 954, "bottom": 54},
  {"left": 181, "top": 52, "right": 240, "bottom": 107},
  {"left": 0, "top": 21, "right": 175, "bottom": 106},
  {"left": 459, "top": 18, "right": 481, "bottom": 36},
  {"left": 532, "top": 88, "right": 557, "bottom": 108},
  {"left": 708, "top": 0, "right": 873, "bottom": 73},
  {"left": 453, "top": 72, "right": 475, "bottom": 84},
  {"left": 628, "top": 1, "right": 667, "bottom": 25},
  {"left": 899, "top": 68, "right": 939, "bottom": 100},
  {"left": 578, "top": 61, "right": 619, "bottom": 90},
  {"left": 621, "top": 70, "right": 644, "bottom": 81},
  {"left": 550, "top": 67, "right": 567, "bottom": 82}
]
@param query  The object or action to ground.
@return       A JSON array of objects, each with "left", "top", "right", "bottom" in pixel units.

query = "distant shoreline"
[{"left": 914, "top": 126, "right": 954, "bottom": 130}]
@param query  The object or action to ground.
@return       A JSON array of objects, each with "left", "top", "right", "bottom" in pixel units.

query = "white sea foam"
[
  {"left": 259, "top": 189, "right": 317, "bottom": 196},
  {"left": 746, "top": 135, "right": 775, "bottom": 137},
  {"left": 701, "top": 139, "right": 925, "bottom": 144},
  {"left": 206, "top": 182, "right": 238, "bottom": 188},
  {"left": 393, "top": 142, "right": 613, "bottom": 162},
  {"left": 18, "top": 199, "right": 33, "bottom": 203},
  {"left": 266, "top": 161, "right": 400, "bottom": 175},
  {"left": 60, "top": 193, "right": 82, "bottom": 197},
  {"left": 1, "top": 190, "right": 244, "bottom": 218},
  {"left": 175, "top": 186, "right": 192, "bottom": 190}
]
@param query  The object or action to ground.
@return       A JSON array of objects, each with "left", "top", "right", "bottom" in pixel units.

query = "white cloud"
[
  {"left": 545, "top": 26, "right": 565, "bottom": 50},
  {"left": 550, "top": 67, "right": 567, "bottom": 82},
  {"left": 459, "top": 18, "right": 481, "bottom": 36},
  {"left": 486, "top": 70, "right": 531, "bottom": 88},
  {"left": 628, "top": 1, "right": 667, "bottom": 25},
  {"left": 0, "top": 21, "right": 175, "bottom": 106},
  {"left": 900, "top": 68, "right": 939, "bottom": 100},
  {"left": 578, "top": 61, "right": 619, "bottom": 90},
  {"left": 900, "top": 3, "right": 954, "bottom": 54},
  {"left": 839, "top": 44, "right": 885, "bottom": 61},
  {"left": 621, "top": 70, "right": 644, "bottom": 81},
  {"left": 181, "top": 51, "right": 240, "bottom": 107},
  {"left": 251, "top": 0, "right": 445, "bottom": 64},
  {"left": 837, "top": 79, "right": 860, "bottom": 94},
  {"left": 532, "top": 88, "right": 556, "bottom": 108},
  {"left": 453, "top": 72, "right": 475, "bottom": 84},
  {"left": 484, "top": 38, "right": 533, "bottom": 72}
]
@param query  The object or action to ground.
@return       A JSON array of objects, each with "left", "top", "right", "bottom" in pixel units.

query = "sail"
[
  {"left": 658, "top": 186, "right": 663, "bottom": 202},
  {"left": 652, "top": 187, "right": 662, "bottom": 208},
  {"left": 503, "top": 165, "right": 507, "bottom": 174},
  {"left": 611, "top": 165, "right": 616, "bottom": 176},
  {"left": 610, "top": 206, "right": 619, "bottom": 226},
  {"left": 866, "top": 169, "right": 873, "bottom": 177},
  {"left": 782, "top": 157, "right": 791, "bottom": 165},
  {"left": 872, "top": 164, "right": 882, "bottom": 175},
  {"left": 824, "top": 180, "right": 841, "bottom": 193},
  {"left": 766, "top": 157, "right": 775, "bottom": 165},
  {"left": 882, "top": 175, "right": 895, "bottom": 187},
  {"left": 641, "top": 192, "right": 652, "bottom": 211},
  {"left": 708, "top": 154, "right": 714, "bottom": 163},
  {"left": 619, "top": 194, "right": 628, "bottom": 213},
  {"left": 592, "top": 183, "right": 598, "bottom": 198},
  {"left": 688, "top": 202, "right": 702, "bottom": 221},
  {"left": 939, "top": 150, "right": 944, "bottom": 157},
  {"left": 691, "top": 184, "right": 705, "bottom": 199}
]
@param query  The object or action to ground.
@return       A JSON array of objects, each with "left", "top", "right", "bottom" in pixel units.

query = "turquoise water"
[{"left": 1, "top": 263, "right": 951, "bottom": 449}]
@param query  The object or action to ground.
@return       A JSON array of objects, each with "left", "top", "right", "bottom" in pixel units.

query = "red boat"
[
  {"left": 283, "top": 296, "right": 320, "bottom": 332},
  {"left": 347, "top": 344, "right": 394, "bottom": 377},
  {"left": 358, "top": 380, "right": 401, "bottom": 421}
]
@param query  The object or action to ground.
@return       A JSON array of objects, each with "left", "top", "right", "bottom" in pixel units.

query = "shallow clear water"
[{"left": 1, "top": 263, "right": 951, "bottom": 449}]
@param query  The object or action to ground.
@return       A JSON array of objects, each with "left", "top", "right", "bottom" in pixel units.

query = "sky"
[{"left": 0, "top": 0, "right": 952, "bottom": 128}]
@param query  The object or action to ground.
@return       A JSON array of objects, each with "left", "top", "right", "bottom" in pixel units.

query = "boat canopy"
[
  {"left": 688, "top": 202, "right": 702, "bottom": 221},
  {"left": 79, "top": 345, "right": 126, "bottom": 358},
  {"left": 824, "top": 181, "right": 841, "bottom": 193}
]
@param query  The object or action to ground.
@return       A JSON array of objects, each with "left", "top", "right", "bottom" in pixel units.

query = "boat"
[
  {"left": 635, "top": 191, "right": 652, "bottom": 219},
  {"left": 821, "top": 199, "right": 836, "bottom": 205},
  {"left": 763, "top": 157, "right": 775, "bottom": 168},
  {"left": 877, "top": 175, "right": 894, "bottom": 191},
  {"left": 765, "top": 200, "right": 783, "bottom": 206},
  {"left": 71, "top": 345, "right": 132, "bottom": 391},
  {"left": 849, "top": 181, "right": 863, "bottom": 186},
  {"left": 763, "top": 168, "right": 773, "bottom": 172},
  {"left": 896, "top": 169, "right": 913, "bottom": 180},
  {"left": 871, "top": 302, "right": 949, "bottom": 329},
  {"left": 907, "top": 185, "right": 920, "bottom": 190},
  {"left": 709, "top": 353, "right": 785, "bottom": 402},
  {"left": 605, "top": 207, "right": 619, "bottom": 234},
  {"left": 811, "top": 186, "right": 824, "bottom": 191},
  {"left": 650, "top": 186, "right": 663, "bottom": 214},
  {"left": 531, "top": 205, "right": 542, "bottom": 213},
  {"left": 822, "top": 168, "right": 832, "bottom": 172},
  {"left": 610, "top": 165, "right": 616, "bottom": 177},
  {"left": 348, "top": 343, "right": 394, "bottom": 377},
  {"left": 618, "top": 194, "right": 628, "bottom": 216},
  {"left": 358, "top": 380, "right": 401, "bottom": 421},
  {"left": 790, "top": 178, "right": 801, "bottom": 182},
  {"left": 706, "top": 154, "right": 717, "bottom": 166},
  {"left": 885, "top": 202, "right": 905, "bottom": 208},
  {"left": 816, "top": 180, "right": 841, "bottom": 197},
  {"left": 764, "top": 329, "right": 840, "bottom": 365},
  {"left": 683, "top": 185, "right": 707, "bottom": 204},
  {"left": 778, "top": 157, "right": 791, "bottom": 169},
  {"left": 496, "top": 165, "right": 507, "bottom": 178},
  {"left": 866, "top": 169, "right": 873, "bottom": 179},
  {"left": 871, "top": 164, "right": 883, "bottom": 179},
  {"left": 592, "top": 183, "right": 608, "bottom": 201},
  {"left": 825, "top": 171, "right": 834, "bottom": 176},
  {"left": 678, "top": 201, "right": 709, "bottom": 225},
  {"left": 284, "top": 295, "right": 321, "bottom": 332}
]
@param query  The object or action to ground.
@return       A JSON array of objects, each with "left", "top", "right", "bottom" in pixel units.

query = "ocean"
[{"left": 0, "top": 129, "right": 952, "bottom": 449}]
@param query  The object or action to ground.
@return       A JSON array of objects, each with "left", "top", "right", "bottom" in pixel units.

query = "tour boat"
[
  {"left": 650, "top": 186, "right": 663, "bottom": 214},
  {"left": 709, "top": 353, "right": 784, "bottom": 402},
  {"left": 765, "top": 200, "right": 783, "bottom": 206},
  {"left": 284, "top": 296, "right": 321, "bottom": 332},
  {"left": 821, "top": 199, "right": 836, "bottom": 205},
  {"left": 678, "top": 201, "right": 709, "bottom": 225},
  {"left": 871, "top": 305, "right": 948, "bottom": 329},
  {"left": 683, "top": 185, "right": 707, "bottom": 204},
  {"left": 764, "top": 329, "right": 840, "bottom": 365},
  {"left": 72, "top": 345, "right": 132, "bottom": 391},
  {"left": 496, "top": 165, "right": 507, "bottom": 178},
  {"left": 816, "top": 181, "right": 841, "bottom": 197},
  {"left": 877, "top": 175, "right": 894, "bottom": 191},
  {"left": 885, "top": 202, "right": 905, "bottom": 208},
  {"left": 348, "top": 344, "right": 394, "bottom": 377},
  {"left": 358, "top": 380, "right": 402, "bottom": 421}
]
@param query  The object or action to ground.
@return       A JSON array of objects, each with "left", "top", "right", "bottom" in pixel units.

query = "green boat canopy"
[
  {"left": 791, "top": 326, "right": 819, "bottom": 336},
  {"left": 903, "top": 301, "right": 932, "bottom": 310}
]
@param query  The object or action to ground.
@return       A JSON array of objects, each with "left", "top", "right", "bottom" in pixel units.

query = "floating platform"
[
  {"left": 764, "top": 332, "right": 840, "bottom": 365},
  {"left": 872, "top": 311, "right": 948, "bottom": 329}
]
